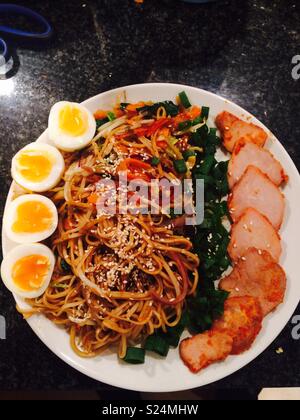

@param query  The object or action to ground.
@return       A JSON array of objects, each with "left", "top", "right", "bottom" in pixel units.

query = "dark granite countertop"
[{"left": 0, "top": 0, "right": 300, "bottom": 398}]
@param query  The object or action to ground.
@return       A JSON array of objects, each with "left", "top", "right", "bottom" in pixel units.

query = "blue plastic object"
[{"left": 0, "top": 4, "right": 52, "bottom": 61}]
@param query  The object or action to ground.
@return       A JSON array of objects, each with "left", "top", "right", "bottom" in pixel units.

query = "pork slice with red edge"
[
  {"left": 219, "top": 248, "right": 286, "bottom": 316},
  {"left": 179, "top": 330, "right": 233, "bottom": 373},
  {"left": 228, "top": 208, "right": 282, "bottom": 262},
  {"left": 215, "top": 111, "right": 268, "bottom": 153},
  {"left": 228, "top": 140, "right": 288, "bottom": 189},
  {"left": 228, "top": 165, "right": 285, "bottom": 230},
  {"left": 213, "top": 296, "right": 263, "bottom": 355}
]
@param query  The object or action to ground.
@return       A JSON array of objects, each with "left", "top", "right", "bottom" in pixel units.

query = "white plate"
[{"left": 2, "top": 83, "right": 300, "bottom": 392}]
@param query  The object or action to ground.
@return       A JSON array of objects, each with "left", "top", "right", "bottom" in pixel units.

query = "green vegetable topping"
[
  {"left": 137, "top": 101, "right": 179, "bottom": 117},
  {"left": 96, "top": 118, "right": 109, "bottom": 129},
  {"left": 192, "top": 115, "right": 204, "bottom": 126},
  {"left": 186, "top": 289, "right": 229, "bottom": 333},
  {"left": 61, "top": 260, "right": 70, "bottom": 273},
  {"left": 123, "top": 347, "right": 145, "bottom": 364},
  {"left": 178, "top": 120, "right": 192, "bottom": 131},
  {"left": 144, "top": 335, "right": 170, "bottom": 357},
  {"left": 107, "top": 111, "right": 116, "bottom": 121},
  {"left": 201, "top": 106, "right": 210, "bottom": 120},
  {"left": 120, "top": 103, "right": 130, "bottom": 111},
  {"left": 183, "top": 149, "right": 196, "bottom": 160},
  {"left": 179, "top": 91, "right": 192, "bottom": 109},
  {"left": 174, "top": 159, "right": 188, "bottom": 174},
  {"left": 151, "top": 156, "right": 161, "bottom": 166}
]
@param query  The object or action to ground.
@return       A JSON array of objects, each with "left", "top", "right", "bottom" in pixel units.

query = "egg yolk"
[
  {"left": 17, "top": 150, "right": 53, "bottom": 183},
  {"left": 12, "top": 254, "right": 50, "bottom": 291},
  {"left": 59, "top": 104, "right": 88, "bottom": 137},
  {"left": 12, "top": 201, "right": 53, "bottom": 234}
]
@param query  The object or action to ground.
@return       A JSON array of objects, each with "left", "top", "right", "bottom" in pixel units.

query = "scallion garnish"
[
  {"left": 179, "top": 91, "right": 192, "bottom": 109},
  {"left": 178, "top": 120, "right": 192, "bottom": 131},
  {"left": 107, "top": 111, "right": 116, "bottom": 121},
  {"left": 174, "top": 159, "right": 188, "bottom": 174},
  {"left": 201, "top": 106, "right": 210, "bottom": 120},
  {"left": 151, "top": 156, "right": 161, "bottom": 166},
  {"left": 120, "top": 103, "right": 129, "bottom": 111},
  {"left": 123, "top": 347, "right": 145, "bottom": 364},
  {"left": 183, "top": 149, "right": 196, "bottom": 160},
  {"left": 192, "top": 115, "right": 204, "bottom": 126},
  {"left": 96, "top": 118, "right": 109, "bottom": 129},
  {"left": 144, "top": 335, "right": 170, "bottom": 357},
  {"left": 61, "top": 260, "right": 70, "bottom": 273}
]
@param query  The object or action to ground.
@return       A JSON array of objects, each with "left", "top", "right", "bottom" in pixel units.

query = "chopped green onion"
[
  {"left": 213, "top": 161, "right": 229, "bottom": 180},
  {"left": 61, "top": 260, "right": 70, "bottom": 273},
  {"left": 201, "top": 106, "right": 210, "bottom": 120},
  {"left": 178, "top": 120, "right": 192, "bottom": 131},
  {"left": 198, "top": 155, "right": 217, "bottom": 175},
  {"left": 192, "top": 115, "right": 204, "bottom": 126},
  {"left": 137, "top": 101, "right": 179, "bottom": 117},
  {"left": 183, "top": 149, "right": 196, "bottom": 160},
  {"left": 174, "top": 159, "right": 188, "bottom": 174},
  {"left": 144, "top": 335, "right": 170, "bottom": 357},
  {"left": 123, "top": 347, "right": 145, "bottom": 364},
  {"left": 151, "top": 156, "right": 161, "bottom": 166},
  {"left": 120, "top": 103, "right": 129, "bottom": 111},
  {"left": 179, "top": 91, "right": 192, "bottom": 109},
  {"left": 96, "top": 118, "right": 109, "bottom": 129},
  {"left": 107, "top": 111, "right": 116, "bottom": 121}
]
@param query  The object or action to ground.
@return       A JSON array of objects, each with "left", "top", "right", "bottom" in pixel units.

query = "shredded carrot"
[
  {"left": 126, "top": 102, "right": 146, "bottom": 112},
  {"left": 173, "top": 112, "right": 188, "bottom": 127},
  {"left": 160, "top": 127, "right": 170, "bottom": 138},
  {"left": 156, "top": 140, "right": 168, "bottom": 150},
  {"left": 122, "top": 158, "right": 151, "bottom": 171},
  {"left": 116, "top": 158, "right": 152, "bottom": 182},
  {"left": 127, "top": 172, "right": 151, "bottom": 182},
  {"left": 88, "top": 193, "right": 98, "bottom": 204},
  {"left": 134, "top": 118, "right": 169, "bottom": 137},
  {"left": 114, "top": 144, "right": 130, "bottom": 154},
  {"left": 94, "top": 110, "right": 108, "bottom": 120},
  {"left": 114, "top": 108, "right": 125, "bottom": 118},
  {"left": 187, "top": 106, "right": 201, "bottom": 120}
]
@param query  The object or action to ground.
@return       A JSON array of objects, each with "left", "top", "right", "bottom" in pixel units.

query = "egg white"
[
  {"left": 11, "top": 142, "right": 65, "bottom": 193},
  {"left": 48, "top": 101, "right": 96, "bottom": 152},
  {"left": 1, "top": 243, "right": 55, "bottom": 299},
  {"left": 3, "top": 194, "right": 58, "bottom": 244}
]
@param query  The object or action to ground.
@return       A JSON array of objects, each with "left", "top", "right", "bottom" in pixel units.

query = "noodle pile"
[{"left": 19, "top": 104, "right": 200, "bottom": 358}]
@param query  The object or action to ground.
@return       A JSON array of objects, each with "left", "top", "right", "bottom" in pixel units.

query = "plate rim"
[{"left": 2, "top": 82, "right": 300, "bottom": 392}]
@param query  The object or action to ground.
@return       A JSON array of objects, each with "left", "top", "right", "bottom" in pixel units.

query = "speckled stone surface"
[{"left": 0, "top": 0, "right": 300, "bottom": 397}]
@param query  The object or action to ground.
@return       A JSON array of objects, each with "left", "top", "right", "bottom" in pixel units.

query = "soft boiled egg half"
[
  {"left": 4, "top": 194, "right": 58, "bottom": 244},
  {"left": 1, "top": 243, "right": 55, "bottom": 298},
  {"left": 48, "top": 101, "right": 96, "bottom": 152},
  {"left": 11, "top": 142, "right": 65, "bottom": 192}
]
